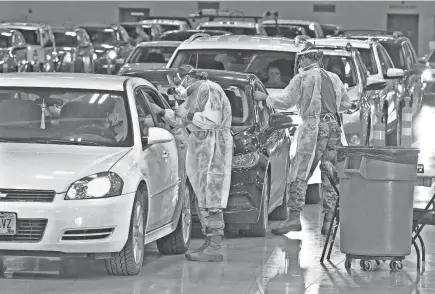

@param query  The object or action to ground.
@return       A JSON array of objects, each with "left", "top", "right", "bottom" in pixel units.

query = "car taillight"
[{"left": 232, "top": 151, "right": 260, "bottom": 169}]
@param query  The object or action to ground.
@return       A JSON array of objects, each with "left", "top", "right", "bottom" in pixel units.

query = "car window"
[
  {"left": 0, "top": 87, "right": 132, "bottom": 147},
  {"left": 0, "top": 32, "right": 12, "bottom": 48},
  {"left": 354, "top": 47, "right": 378, "bottom": 75},
  {"left": 171, "top": 49, "right": 297, "bottom": 89},
  {"left": 53, "top": 31, "right": 77, "bottom": 47},
  {"left": 402, "top": 42, "right": 414, "bottom": 69},
  {"left": 254, "top": 81, "right": 271, "bottom": 128},
  {"left": 140, "top": 88, "right": 169, "bottom": 129},
  {"left": 263, "top": 25, "right": 306, "bottom": 38},
  {"left": 376, "top": 45, "right": 394, "bottom": 76},
  {"left": 321, "top": 55, "right": 358, "bottom": 87},
  {"left": 14, "top": 28, "right": 40, "bottom": 46},
  {"left": 381, "top": 41, "right": 406, "bottom": 70},
  {"left": 126, "top": 46, "right": 177, "bottom": 64},
  {"left": 354, "top": 51, "right": 368, "bottom": 86},
  {"left": 86, "top": 28, "right": 117, "bottom": 46},
  {"left": 134, "top": 88, "right": 155, "bottom": 136},
  {"left": 16, "top": 33, "right": 26, "bottom": 46},
  {"left": 404, "top": 42, "right": 417, "bottom": 64},
  {"left": 405, "top": 41, "right": 418, "bottom": 63}
]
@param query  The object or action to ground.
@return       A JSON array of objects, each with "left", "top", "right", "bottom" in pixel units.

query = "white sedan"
[{"left": 0, "top": 73, "right": 192, "bottom": 276}]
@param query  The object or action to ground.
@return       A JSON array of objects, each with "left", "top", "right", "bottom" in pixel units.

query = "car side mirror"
[
  {"left": 384, "top": 68, "right": 405, "bottom": 79},
  {"left": 141, "top": 127, "right": 173, "bottom": 146},
  {"left": 267, "top": 113, "right": 295, "bottom": 134},
  {"left": 364, "top": 80, "right": 387, "bottom": 91}
]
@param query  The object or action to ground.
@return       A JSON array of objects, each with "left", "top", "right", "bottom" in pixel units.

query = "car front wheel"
[
  {"left": 156, "top": 182, "right": 192, "bottom": 254},
  {"left": 105, "top": 186, "right": 146, "bottom": 276}
]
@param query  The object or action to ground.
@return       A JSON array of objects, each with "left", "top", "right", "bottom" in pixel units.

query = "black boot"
[
  {"left": 185, "top": 235, "right": 223, "bottom": 262},
  {"left": 271, "top": 210, "right": 302, "bottom": 235}
]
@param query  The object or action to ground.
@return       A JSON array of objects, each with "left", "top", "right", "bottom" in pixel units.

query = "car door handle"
[{"left": 162, "top": 151, "right": 169, "bottom": 159}]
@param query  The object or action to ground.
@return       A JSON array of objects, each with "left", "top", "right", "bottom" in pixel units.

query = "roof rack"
[
  {"left": 337, "top": 29, "right": 404, "bottom": 38},
  {"left": 188, "top": 9, "right": 262, "bottom": 23},
  {"left": 141, "top": 17, "right": 192, "bottom": 29},
  {"left": 312, "top": 41, "right": 354, "bottom": 52},
  {"left": 186, "top": 33, "right": 211, "bottom": 43}
]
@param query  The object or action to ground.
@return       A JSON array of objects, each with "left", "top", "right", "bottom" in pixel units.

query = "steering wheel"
[{"left": 75, "top": 124, "right": 117, "bottom": 142}]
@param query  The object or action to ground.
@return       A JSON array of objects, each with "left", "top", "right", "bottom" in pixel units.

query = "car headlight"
[
  {"left": 107, "top": 50, "right": 117, "bottom": 60},
  {"left": 65, "top": 172, "right": 123, "bottom": 200}
]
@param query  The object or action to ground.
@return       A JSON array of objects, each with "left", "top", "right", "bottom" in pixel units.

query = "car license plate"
[
  {"left": 0, "top": 212, "right": 16, "bottom": 235},
  {"left": 418, "top": 164, "right": 424, "bottom": 173}
]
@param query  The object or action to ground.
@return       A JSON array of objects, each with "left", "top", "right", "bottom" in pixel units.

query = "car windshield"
[
  {"left": 264, "top": 25, "right": 306, "bottom": 38},
  {"left": 322, "top": 26, "right": 337, "bottom": 37},
  {"left": 85, "top": 28, "right": 116, "bottom": 45},
  {"left": 123, "top": 25, "right": 152, "bottom": 39},
  {"left": 0, "top": 34, "right": 11, "bottom": 47},
  {"left": 0, "top": 88, "right": 132, "bottom": 147},
  {"left": 126, "top": 46, "right": 177, "bottom": 63},
  {"left": 357, "top": 48, "right": 379, "bottom": 75},
  {"left": 171, "top": 49, "right": 296, "bottom": 89},
  {"left": 321, "top": 55, "right": 358, "bottom": 87},
  {"left": 53, "top": 32, "right": 77, "bottom": 47},
  {"left": 160, "top": 24, "right": 180, "bottom": 33},
  {"left": 381, "top": 42, "right": 406, "bottom": 69},
  {"left": 284, "top": 24, "right": 316, "bottom": 38},
  {"left": 15, "top": 29, "right": 40, "bottom": 45},
  {"left": 199, "top": 26, "right": 256, "bottom": 35}
]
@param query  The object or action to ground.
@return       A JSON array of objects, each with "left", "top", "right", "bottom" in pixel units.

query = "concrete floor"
[
  {"left": 2, "top": 103, "right": 435, "bottom": 293},
  {"left": 1, "top": 189, "right": 434, "bottom": 294}
]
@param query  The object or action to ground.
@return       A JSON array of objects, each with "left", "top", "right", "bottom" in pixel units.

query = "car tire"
[
  {"left": 105, "top": 186, "right": 147, "bottom": 276},
  {"left": 156, "top": 182, "right": 192, "bottom": 255},
  {"left": 305, "top": 184, "right": 321, "bottom": 205},
  {"left": 240, "top": 171, "right": 270, "bottom": 237}
]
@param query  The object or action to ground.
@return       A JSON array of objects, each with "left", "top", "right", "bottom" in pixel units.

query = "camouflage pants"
[
  {"left": 194, "top": 196, "right": 225, "bottom": 237},
  {"left": 287, "top": 120, "right": 342, "bottom": 214}
]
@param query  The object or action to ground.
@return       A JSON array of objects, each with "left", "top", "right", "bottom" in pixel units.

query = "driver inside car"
[{"left": 104, "top": 97, "right": 128, "bottom": 142}]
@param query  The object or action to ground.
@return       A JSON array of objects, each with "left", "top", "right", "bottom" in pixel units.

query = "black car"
[
  {"left": 121, "top": 68, "right": 295, "bottom": 237},
  {"left": 76, "top": 24, "right": 134, "bottom": 74},
  {"left": 52, "top": 27, "right": 96, "bottom": 73},
  {"left": 158, "top": 29, "right": 232, "bottom": 41}
]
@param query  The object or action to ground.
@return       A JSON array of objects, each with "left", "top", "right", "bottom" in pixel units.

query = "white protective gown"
[
  {"left": 162, "top": 80, "right": 233, "bottom": 209},
  {"left": 266, "top": 65, "right": 350, "bottom": 183}
]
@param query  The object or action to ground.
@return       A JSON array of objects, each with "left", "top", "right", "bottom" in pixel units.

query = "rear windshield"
[
  {"left": 264, "top": 25, "right": 306, "bottom": 38},
  {"left": 126, "top": 46, "right": 177, "bottom": 63}
]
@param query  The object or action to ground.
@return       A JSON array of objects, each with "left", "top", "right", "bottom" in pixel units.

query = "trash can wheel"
[
  {"left": 360, "top": 259, "right": 374, "bottom": 271},
  {"left": 345, "top": 258, "right": 352, "bottom": 269},
  {"left": 390, "top": 260, "right": 403, "bottom": 272}
]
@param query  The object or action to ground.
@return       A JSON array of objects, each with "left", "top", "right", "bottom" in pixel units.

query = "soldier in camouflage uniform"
[{"left": 254, "top": 46, "right": 352, "bottom": 235}]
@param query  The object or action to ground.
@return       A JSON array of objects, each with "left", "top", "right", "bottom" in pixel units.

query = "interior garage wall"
[{"left": 0, "top": 1, "right": 434, "bottom": 56}]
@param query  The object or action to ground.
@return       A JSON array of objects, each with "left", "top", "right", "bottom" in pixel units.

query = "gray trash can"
[{"left": 336, "top": 146, "right": 419, "bottom": 257}]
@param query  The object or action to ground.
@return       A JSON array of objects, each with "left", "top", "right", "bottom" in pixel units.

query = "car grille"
[
  {"left": 61, "top": 228, "right": 115, "bottom": 241},
  {"left": 0, "top": 189, "right": 56, "bottom": 202},
  {"left": 0, "top": 219, "right": 47, "bottom": 242}
]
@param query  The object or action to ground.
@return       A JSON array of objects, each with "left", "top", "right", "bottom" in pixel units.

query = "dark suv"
[{"left": 120, "top": 68, "right": 295, "bottom": 237}]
